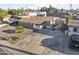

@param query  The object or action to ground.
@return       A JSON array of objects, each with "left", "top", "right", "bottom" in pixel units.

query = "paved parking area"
[{"left": 37, "top": 29, "right": 79, "bottom": 55}]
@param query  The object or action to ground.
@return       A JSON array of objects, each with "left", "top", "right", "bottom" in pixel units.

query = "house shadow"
[
  {"left": 40, "top": 37, "right": 79, "bottom": 55},
  {"left": 9, "top": 21, "right": 33, "bottom": 29},
  {"left": 33, "top": 28, "right": 57, "bottom": 36}
]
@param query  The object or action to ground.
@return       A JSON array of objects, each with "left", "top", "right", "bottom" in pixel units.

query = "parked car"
[
  {"left": 6, "top": 18, "right": 16, "bottom": 24},
  {"left": 69, "top": 34, "right": 79, "bottom": 49}
]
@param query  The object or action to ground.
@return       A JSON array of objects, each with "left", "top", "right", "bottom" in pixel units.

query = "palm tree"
[{"left": 66, "top": 16, "right": 72, "bottom": 25}]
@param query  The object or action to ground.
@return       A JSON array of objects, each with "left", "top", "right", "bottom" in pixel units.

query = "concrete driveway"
[{"left": 38, "top": 29, "right": 79, "bottom": 55}]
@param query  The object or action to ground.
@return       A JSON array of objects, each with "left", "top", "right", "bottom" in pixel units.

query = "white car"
[{"left": 6, "top": 18, "right": 15, "bottom": 24}]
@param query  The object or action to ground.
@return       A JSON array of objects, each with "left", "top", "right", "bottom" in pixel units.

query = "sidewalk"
[{"left": 0, "top": 40, "right": 36, "bottom": 55}]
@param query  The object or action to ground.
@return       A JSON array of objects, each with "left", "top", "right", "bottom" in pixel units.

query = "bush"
[
  {"left": 4, "top": 36, "right": 12, "bottom": 41},
  {"left": 4, "top": 36, "right": 20, "bottom": 42},
  {"left": 15, "top": 26, "right": 24, "bottom": 33}
]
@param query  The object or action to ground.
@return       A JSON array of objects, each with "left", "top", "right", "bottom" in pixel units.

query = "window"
[{"left": 73, "top": 28, "right": 77, "bottom": 32}]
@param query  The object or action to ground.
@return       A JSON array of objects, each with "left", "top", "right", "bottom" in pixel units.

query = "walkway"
[{"left": 0, "top": 40, "right": 37, "bottom": 55}]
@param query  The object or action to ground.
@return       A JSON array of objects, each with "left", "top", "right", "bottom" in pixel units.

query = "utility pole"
[
  {"left": 70, "top": 4, "right": 72, "bottom": 16},
  {"left": 70, "top": 4, "right": 72, "bottom": 11},
  {"left": 38, "top": 6, "right": 40, "bottom": 12},
  {"left": 37, "top": 6, "right": 40, "bottom": 15}
]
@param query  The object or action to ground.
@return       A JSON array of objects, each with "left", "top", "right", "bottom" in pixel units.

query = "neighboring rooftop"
[{"left": 19, "top": 16, "right": 56, "bottom": 24}]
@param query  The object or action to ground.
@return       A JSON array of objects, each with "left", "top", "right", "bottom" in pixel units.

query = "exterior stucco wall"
[
  {"left": 33, "top": 24, "right": 43, "bottom": 30},
  {"left": 68, "top": 27, "right": 79, "bottom": 36},
  {"left": 18, "top": 21, "right": 33, "bottom": 28}
]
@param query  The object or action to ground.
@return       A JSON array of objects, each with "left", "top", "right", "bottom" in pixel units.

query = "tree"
[
  {"left": 61, "top": 8, "right": 64, "bottom": 12},
  {"left": 8, "top": 9, "right": 23, "bottom": 15},
  {"left": 8, "top": 9, "right": 16, "bottom": 16},
  {"left": 40, "top": 7, "right": 47, "bottom": 12},
  {"left": 0, "top": 8, "right": 8, "bottom": 22},
  {"left": 49, "top": 5, "right": 52, "bottom": 9},
  {"left": 39, "top": 5, "right": 59, "bottom": 13}
]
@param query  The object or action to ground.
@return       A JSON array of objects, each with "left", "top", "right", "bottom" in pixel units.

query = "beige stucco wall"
[{"left": 68, "top": 27, "right": 79, "bottom": 36}]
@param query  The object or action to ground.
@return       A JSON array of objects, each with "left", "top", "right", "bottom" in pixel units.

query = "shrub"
[
  {"left": 15, "top": 26, "right": 24, "bottom": 33},
  {"left": 4, "top": 36, "right": 20, "bottom": 42},
  {"left": 4, "top": 36, "right": 12, "bottom": 42}
]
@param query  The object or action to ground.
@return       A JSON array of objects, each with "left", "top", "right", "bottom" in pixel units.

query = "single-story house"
[
  {"left": 15, "top": 15, "right": 30, "bottom": 19},
  {"left": 3, "top": 15, "right": 11, "bottom": 21},
  {"left": 18, "top": 16, "right": 56, "bottom": 30},
  {"left": 15, "top": 12, "right": 47, "bottom": 19},
  {"left": 67, "top": 20, "right": 79, "bottom": 36},
  {"left": 29, "top": 12, "right": 47, "bottom": 17},
  {"left": 29, "top": 12, "right": 37, "bottom": 16}
]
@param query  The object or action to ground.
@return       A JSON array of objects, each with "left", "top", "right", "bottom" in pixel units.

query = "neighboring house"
[
  {"left": 47, "top": 12, "right": 69, "bottom": 18},
  {"left": 67, "top": 20, "right": 79, "bottom": 36},
  {"left": 29, "top": 12, "right": 37, "bottom": 16},
  {"left": 29, "top": 12, "right": 47, "bottom": 17},
  {"left": 0, "top": 15, "right": 11, "bottom": 27},
  {"left": 37, "top": 12, "right": 47, "bottom": 17},
  {"left": 18, "top": 16, "right": 56, "bottom": 30},
  {"left": 16, "top": 15, "right": 30, "bottom": 19},
  {"left": 15, "top": 12, "right": 47, "bottom": 19},
  {"left": 3, "top": 15, "right": 11, "bottom": 21}
]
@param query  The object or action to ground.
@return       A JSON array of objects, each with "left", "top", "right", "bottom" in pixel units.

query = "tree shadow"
[
  {"left": 0, "top": 36, "right": 6, "bottom": 40},
  {"left": 2, "top": 29, "right": 15, "bottom": 33},
  {"left": 40, "top": 37, "right": 79, "bottom": 55}
]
